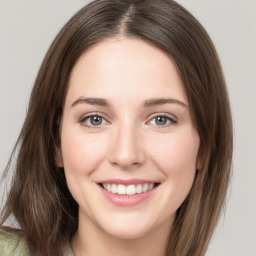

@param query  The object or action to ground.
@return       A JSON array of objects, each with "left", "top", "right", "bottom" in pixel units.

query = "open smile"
[
  {"left": 97, "top": 180, "right": 160, "bottom": 206},
  {"left": 100, "top": 183, "right": 159, "bottom": 195}
]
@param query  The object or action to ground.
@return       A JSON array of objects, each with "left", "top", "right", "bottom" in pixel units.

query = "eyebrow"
[
  {"left": 71, "top": 97, "right": 189, "bottom": 109},
  {"left": 143, "top": 98, "right": 189, "bottom": 108},
  {"left": 71, "top": 97, "right": 111, "bottom": 108}
]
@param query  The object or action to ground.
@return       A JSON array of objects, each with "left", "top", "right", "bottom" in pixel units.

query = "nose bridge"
[{"left": 109, "top": 118, "right": 145, "bottom": 168}]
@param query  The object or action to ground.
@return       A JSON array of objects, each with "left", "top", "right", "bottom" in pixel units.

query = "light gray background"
[{"left": 0, "top": 1, "right": 255, "bottom": 255}]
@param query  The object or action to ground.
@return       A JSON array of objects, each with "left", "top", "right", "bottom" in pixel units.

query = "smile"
[
  {"left": 98, "top": 180, "right": 160, "bottom": 207},
  {"left": 101, "top": 183, "right": 158, "bottom": 195}
]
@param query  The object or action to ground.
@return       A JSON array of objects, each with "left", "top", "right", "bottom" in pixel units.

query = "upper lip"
[{"left": 97, "top": 179, "right": 160, "bottom": 185}]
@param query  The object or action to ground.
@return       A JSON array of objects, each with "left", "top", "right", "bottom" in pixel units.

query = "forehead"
[{"left": 66, "top": 37, "right": 188, "bottom": 106}]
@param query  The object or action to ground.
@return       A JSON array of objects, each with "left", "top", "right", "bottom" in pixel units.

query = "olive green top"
[{"left": 0, "top": 229, "right": 74, "bottom": 256}]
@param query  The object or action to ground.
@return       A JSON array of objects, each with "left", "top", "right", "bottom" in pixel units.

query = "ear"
[{"left": 55, "top": 147, "right": 64, "bottom": 167}]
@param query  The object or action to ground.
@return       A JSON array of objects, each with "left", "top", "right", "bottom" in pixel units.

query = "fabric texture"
[{"left": 0, "top": 228, "right": 74, "bottom": 256}]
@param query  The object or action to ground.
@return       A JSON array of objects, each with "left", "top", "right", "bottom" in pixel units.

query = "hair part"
[{"left": 1, "top": 1, "right": 232, "bottom": 255}]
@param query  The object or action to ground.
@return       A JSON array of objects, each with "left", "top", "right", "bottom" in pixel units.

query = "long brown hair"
[{"left": 1, "top": 0, "right": 233, "bottom": 255}]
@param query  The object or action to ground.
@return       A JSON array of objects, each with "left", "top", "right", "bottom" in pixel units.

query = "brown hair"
[{"left": 1, "top": 0, "right": 233, "bottom": 255}]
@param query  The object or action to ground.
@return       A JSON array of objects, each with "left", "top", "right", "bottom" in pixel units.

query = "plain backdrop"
[{"left": 0, "top": 1, "right": 256, "bottom": 255}]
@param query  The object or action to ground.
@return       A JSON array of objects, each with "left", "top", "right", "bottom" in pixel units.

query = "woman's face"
[{"left": 59, "top": 38, "right": 201, "bottom": 239}]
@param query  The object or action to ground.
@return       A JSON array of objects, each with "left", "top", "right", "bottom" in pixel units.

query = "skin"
[{"left": 59, "top": 37, "right": 201, "bottom": 256}]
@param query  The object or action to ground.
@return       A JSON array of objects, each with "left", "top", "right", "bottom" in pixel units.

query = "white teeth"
[
  {"left": 106, "top": 184, "right": 111, "bottom": 192},
  {"left": 102, "top": 183, "right": 156, "bottom": 195},
  {"left": 117, "top": 184, "right": 126, "bottom": 195},
  {"left": 148, "top": 183, "right": 154, "bottom": 190},
  {"left": 136, "top": 184, "right": 143, "bottom": 194},
  {"left": 142, "top": 184, "right": 148, "bottom": 192},
  {"left": 112, "top": 184, "right": 118, "bottom": 194},
  {"left": 126, "top": 185, "right": 136, "bottom": 195}
]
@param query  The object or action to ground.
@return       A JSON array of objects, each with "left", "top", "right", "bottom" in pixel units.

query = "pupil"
[
  {"left": 91, "top": 116, "right": 102, "bottom": 125},
  {"left": 156, "top": 116, "right": 167, "bottom": 125}
]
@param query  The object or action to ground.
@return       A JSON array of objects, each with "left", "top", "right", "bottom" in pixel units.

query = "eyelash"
[
  {"left": 80, "top": 113, "right": 109, "bottom": 129},
  {"left": 147, "top": 114, "right": 177, "bottom": 127},
  {"left": 79, "top": 113, "right": 177, "bottom": 128}
]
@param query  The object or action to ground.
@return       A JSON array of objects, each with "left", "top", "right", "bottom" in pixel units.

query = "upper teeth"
[{"left": 102, "top": 183, "right": 155, "bottom": 195}]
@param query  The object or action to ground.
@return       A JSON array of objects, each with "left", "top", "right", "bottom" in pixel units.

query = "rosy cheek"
[
  {"left": 61, "top": 130, "right": 107, "bottom": 174},
  {"left": 148, "top": 134, "right": 199, "bottom": 175}
]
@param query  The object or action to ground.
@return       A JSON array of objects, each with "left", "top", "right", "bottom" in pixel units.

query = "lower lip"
[{"left": 98, "top": 185, "right": 158, "bottom": 207}]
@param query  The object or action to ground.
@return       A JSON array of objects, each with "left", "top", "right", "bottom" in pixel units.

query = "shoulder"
[{"left": 0, "top": 227, "right": 32, "bottom": 256}]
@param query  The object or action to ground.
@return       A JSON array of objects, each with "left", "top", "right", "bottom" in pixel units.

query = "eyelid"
[
  {"left": 146, "top": 113, "right": 178, "bottom": 126},
  {"left": 80, "top": 112, "right": 111, "bottom": 128},
  {"left": 79, "top": 112, "right": 177, "bottom": 128}
]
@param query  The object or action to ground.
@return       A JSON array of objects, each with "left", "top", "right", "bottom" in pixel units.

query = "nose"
[{"left": 108, "top": 124, "right": 146, "bottom": 169}]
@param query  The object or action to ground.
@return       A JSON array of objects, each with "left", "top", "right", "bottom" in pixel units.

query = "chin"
[
  {"left": 103, "top": 224, "right": 151, "bottom": 240},
  {"left": 97, "top": 213, "right": 164, "bottom": 240}
]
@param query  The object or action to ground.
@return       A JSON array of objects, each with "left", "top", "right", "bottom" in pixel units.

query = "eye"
[
  {"left": 81, "top": 115, "right": 107, "bottom": 127},
  {"left": 148, "top": 115, "right": 177, "bottom": 126}
]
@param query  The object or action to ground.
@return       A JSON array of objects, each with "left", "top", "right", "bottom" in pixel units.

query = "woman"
[{"left": 0, "top": 0, "right": 233, "bottom": 255}]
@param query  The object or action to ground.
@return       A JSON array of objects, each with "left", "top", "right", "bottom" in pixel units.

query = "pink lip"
[{"left": 97, "top": 179, "right": 159, "bottom": 207}]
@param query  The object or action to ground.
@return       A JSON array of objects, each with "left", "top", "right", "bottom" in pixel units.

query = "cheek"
[
  {"left": 148, "top": 130, "right": 200, "bottom": 199},
  {"left": 149, "top": 131, "right": 200, "bottom": 174},
  {"left": 60, "top": 127, "right": 107, "bottom": 175},
  {"left": 148, "top": 131, "right": 200, "bottom": 214},
  {"left": 60, "top": 128, "right": 108, "bottom": 210}
]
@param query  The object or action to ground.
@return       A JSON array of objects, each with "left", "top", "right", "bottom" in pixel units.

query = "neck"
[{"left": 71, "top": 215, "right": 171, "bottom": 256}]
